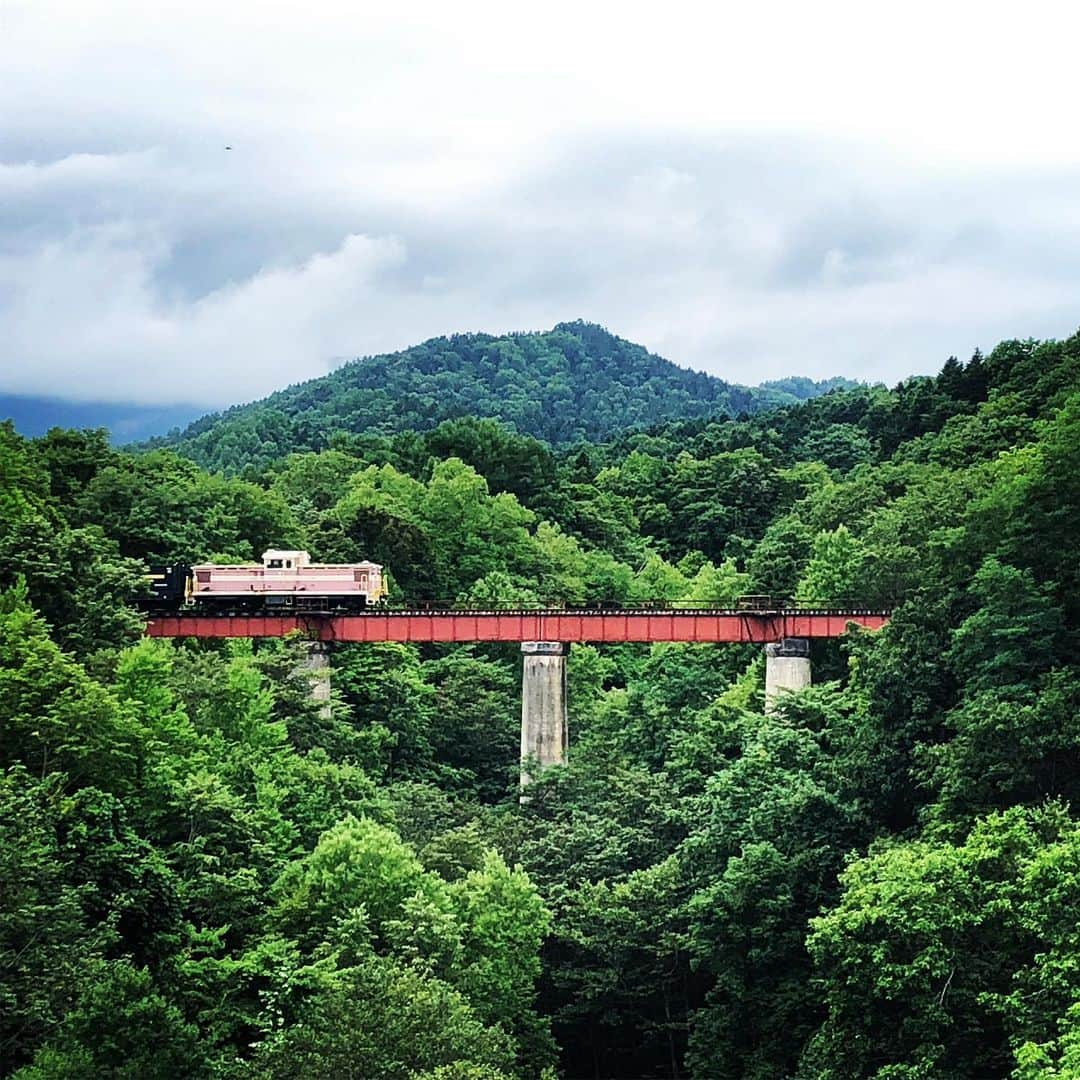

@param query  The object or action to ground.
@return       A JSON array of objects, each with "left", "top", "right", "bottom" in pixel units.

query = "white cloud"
[
  {"left": 2, "top": 227, "right": 408, "bottom": 404},
  {"left": 2, "top": 1, "right": 1080, "bottom": 405}
]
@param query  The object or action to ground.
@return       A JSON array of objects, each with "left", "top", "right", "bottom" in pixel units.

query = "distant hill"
[
  {"left": 758, "top": 375, "right": 857, "bottom": 401},
  {"left": 143, "top": 321, "right": 856, "bottom": 473},
  {"left": 0, "top": 395, "right": 202, "bottom": 442}
]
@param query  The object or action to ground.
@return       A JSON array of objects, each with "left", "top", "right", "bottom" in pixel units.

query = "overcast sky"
[{"left": 2, "top": 0, "right": 1079, "bottom": 407}]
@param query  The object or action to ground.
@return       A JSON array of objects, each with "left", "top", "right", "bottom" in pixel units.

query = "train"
[
  {"left": 144, "top": 552, "right": 815, "bottom": 616},
  {"left": 146, "top": 550, "right": 385, "bottom": 613}
]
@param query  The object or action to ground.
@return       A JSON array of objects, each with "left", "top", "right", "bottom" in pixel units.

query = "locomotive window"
[
  {"left": 268, "top": 559, "right": 283, "bottom": 568},
  {"left": 286, "top": 560, "right": 292, "bottom": 568}
]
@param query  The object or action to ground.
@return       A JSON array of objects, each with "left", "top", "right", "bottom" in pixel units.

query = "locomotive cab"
[
  {"left": 262, "top": 548, "right": 313, "bottom": 574},
  {"left": 262, "top": 549, "right": 311, "bottom": 572}
]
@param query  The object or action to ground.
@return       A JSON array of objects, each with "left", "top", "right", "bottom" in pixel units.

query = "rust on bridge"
[{"left": 144, "top": 609, "right": 890, "bottom": 644}]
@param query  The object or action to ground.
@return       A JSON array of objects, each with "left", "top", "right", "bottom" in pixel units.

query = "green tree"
[
  {"left": 14, "top": 960, "right": 206, "bottom": 1080},
  {"left": 948, "top": 557, "right": 1064, "bottom": 696},
  {"left": 0, "top": 770, "right": 106, "bottom": 1074},
  {"left": 0, "top": 584, "right": 140, "bottom": 793},
  {"left": 796, "top": 524, "right": 866, "bottom": 604},
  {"left": 682, "top": 694, "right": 869, "bottom": 1080},
  {"left": 248, "top": 956, "right": 516, "bottom": 1080},
  {"left": 803, "top": 805, "right": 1080, "bottom": 1080}
]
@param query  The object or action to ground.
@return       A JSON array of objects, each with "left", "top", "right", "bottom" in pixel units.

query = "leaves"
[{"left": 3, "top": 326, "right": 1080, "bottom": 1079}]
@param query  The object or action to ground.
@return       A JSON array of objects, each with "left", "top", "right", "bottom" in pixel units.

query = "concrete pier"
[
  {"left": 520, "top": 641, "right": 569, "bottom": 787},
  {"left": 764, "top": 637, "right": 811, "bottom": 713},
  {"left": 300, "top": 640, "right": 333, "bottom": 718}
]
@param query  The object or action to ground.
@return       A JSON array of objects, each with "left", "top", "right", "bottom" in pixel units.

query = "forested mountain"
[
  {"left": 2, "top": 330, "right": 1080, "bottom": 1078},
  {"left": 147, "top": 321, "right": 855, "bottom": 473}
]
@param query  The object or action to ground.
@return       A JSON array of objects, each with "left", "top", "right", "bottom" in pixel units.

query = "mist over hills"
[
  {"left": 143, "top": 321, "right": 856, "bottom": 472},
  {"left": 0, "top": 395, "right": 204, "bottom": 442}
]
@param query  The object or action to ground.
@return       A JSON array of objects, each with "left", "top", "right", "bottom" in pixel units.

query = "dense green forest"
[
  {"left": 2, "top": 329, "right": 1080, "bottom": 1078},
  {"left": 147, "top": 321, "right": 854, "bottom": 474}
]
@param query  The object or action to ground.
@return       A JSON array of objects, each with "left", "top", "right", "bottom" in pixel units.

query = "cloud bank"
[{"left": 2, "top": 1, "right": 1079, "bottom": 406}]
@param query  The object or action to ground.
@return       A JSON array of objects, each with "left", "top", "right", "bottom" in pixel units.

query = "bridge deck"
[{"left": 145, "top": 609, "right": 890, "bottom": 644}]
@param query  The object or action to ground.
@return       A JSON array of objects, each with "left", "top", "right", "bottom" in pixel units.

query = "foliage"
[
  {"left": 148, "top": 322, "right": 851, "bottom": 473},
  {"left": 2, "top": 326, "right": 1080, "bottom": 1077}
]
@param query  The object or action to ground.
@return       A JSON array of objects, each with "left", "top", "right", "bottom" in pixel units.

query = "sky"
[{"left": 2, "top": 0, "right": 1079, "bottom": 408}]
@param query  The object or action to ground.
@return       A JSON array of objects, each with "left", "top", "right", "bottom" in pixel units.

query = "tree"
[
  {"left": 247, "top": 956, "right": 516, "bottom": 1080},
  {"left": 273, "top": 816, "right": 444, "bottom": 951},
  {"left": 423, "top": 651, "right": 520, "bottom": 802},
  {"left": 448, "top": 851, "right": 552, "bottom": 1031},
  {"left": 14, "top": 960, "right": 207, "bottom": 1080},
  {"left": 793, "top": 423, "right": 873, "bottom": 473},
  {"left": 682, "top": 696, "right": 869, "bottom": 1080},
  {"left": 549, "top": 856, "right": 693, "bottom": 1079},
  {"left": 947, "top": 557, "right": 1064, "bottom": 696},
  {"left": 796, "top": 524, "right": 866, "bottom": 605},
  {"left": 746, "top": 515, "right": 813, "bottom": 598},
  {"left": 803, "top": 805, "right": 1080, "bottom": 1080},
  {"left": 0, "top": 584, "right": 140, "bottom": 793},
  {"left": 0, "top": 769, "right": 106, "bottom": 1074}
]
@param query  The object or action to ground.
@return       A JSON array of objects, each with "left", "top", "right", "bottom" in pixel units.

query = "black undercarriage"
[{"left": 190, "top": 594, "right": 370, "bottom": 614}]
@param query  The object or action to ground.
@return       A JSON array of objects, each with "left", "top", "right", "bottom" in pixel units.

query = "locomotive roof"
[{"left": 190, "top": 556, "right": 383, "bottom": 569}]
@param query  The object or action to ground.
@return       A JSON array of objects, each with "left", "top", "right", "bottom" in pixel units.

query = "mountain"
[
  {"left": 758, "top": 375, "right": 856, "bottom": 400},
  {"left": 5, "top": 330, "right": 1080, "bottom": 1078},
  {"left": 146, "top": 321, "right": 857, "bottom": 472}
]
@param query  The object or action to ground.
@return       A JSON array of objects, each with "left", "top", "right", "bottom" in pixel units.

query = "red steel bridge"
[{"left": 145, "top": 607, "right": 890, "bottom": 644}]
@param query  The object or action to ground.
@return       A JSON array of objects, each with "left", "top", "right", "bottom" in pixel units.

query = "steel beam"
[{"left": 145, "top": 610, "right": 889, "bottom": 643}]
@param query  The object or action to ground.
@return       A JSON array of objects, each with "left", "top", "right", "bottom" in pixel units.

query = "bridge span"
[
  {"left": 144, "top": 607, "right": 889, "bottom": 644},
  {"left": 145, "top": 606, "right": 889, "bottom": 788}
]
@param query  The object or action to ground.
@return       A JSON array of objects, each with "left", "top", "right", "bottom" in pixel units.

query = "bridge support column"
[
  {"left": 300, "top": 640, "right": 332, "bottom": 719},
  {"left": 764, "top": 637, "right": 811, "bottom": 713},
  {"left": 520, "top": 641, "right": 569, "bottom": 788}
]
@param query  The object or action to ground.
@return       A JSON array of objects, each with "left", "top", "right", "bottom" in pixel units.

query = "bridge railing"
[
  {"left": 148, "top": 601, "right": 892, "bottom": 619},
  {"left": 348, "top": 597, "right": 888, "bottom": 615}
]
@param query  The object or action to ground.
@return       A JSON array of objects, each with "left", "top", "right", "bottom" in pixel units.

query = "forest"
[
  {"left": 2, "top": 329, "right": 1080, "bottom": 1078},
  {"left": 146, "top": 321, "right": 853, "bottom": 474}
]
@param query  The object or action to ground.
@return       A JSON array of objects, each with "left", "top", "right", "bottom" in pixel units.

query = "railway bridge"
[{"left": 146, "top": 606, "right": 890, "bottom": 785}]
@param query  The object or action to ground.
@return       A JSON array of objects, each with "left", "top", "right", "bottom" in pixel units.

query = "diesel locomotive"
[{"left": 147, "top": 550, "right": 385, "bottom": 613}]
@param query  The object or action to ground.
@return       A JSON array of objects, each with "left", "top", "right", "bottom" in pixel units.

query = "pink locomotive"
[{"left": 148, "top": 550, "right": 385, "bottom": 612}]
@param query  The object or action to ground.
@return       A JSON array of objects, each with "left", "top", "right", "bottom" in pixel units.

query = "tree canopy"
[
  {"left": 2, "top": 326, "right": 1080, "bottom": 1077},
  {"left": 146, "top": 322, "right": 856, "bottom": 473}
]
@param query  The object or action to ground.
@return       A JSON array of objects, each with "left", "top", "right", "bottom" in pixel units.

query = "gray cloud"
[{"left": 2, "top": 3, "right": 1080, "bottom": 407}]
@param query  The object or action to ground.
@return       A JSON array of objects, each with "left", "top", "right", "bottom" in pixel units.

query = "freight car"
[{"left": 146, "top": 550, "right": 385, "bottom": 613}]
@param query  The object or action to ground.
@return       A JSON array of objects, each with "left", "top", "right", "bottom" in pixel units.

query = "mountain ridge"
[{"left": 144, "top": 320, "right": 857, "bottom": 472}]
